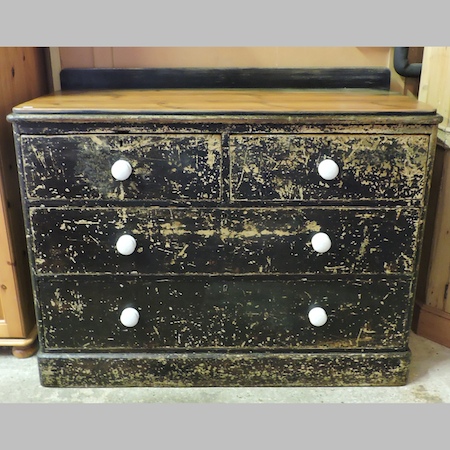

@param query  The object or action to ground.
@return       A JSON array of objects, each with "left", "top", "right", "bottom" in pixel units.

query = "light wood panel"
[
  {"left": 413, "top": 303, "right": 450, "bottom": 348},
  {"left": 59, "top": 47, "right": 392, "bottom": 69},
  {"left": 0, "top": 47, "right": 48, "bottom": 348},
  {"left": 412, "top": 47, "right": 450, "bottom": 347},
  {"left": 12, "top": 88, "right": 436, "bottom": 115},
  {"left": 0, "top": 171, "right": 23, "bottom": 337},
  {"left": 423, "top": 146, "right": 450, "bottom": 313},
  {"left": 419, "top": 47, "right": 450, "bottom": 145},
  {"left": 417, "top": 48, "right": 450, "bottom": 315}
]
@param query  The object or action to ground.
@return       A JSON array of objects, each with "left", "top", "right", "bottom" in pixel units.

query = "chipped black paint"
[
  {"left": 230, "top": 134, "right": 429, "bottom": 202},
  {"left": 8, "top": 97, "right": 440, "bottom": 387},
  {"left": 29, "top": 206, "right": 420, "bottom": 275},
  {"left": 21, "top": 134, "right": 222, "bottom": 201},
  {"left": 59, "top": 67, "right": 392, "bottom": 91},
  {"left": 37, "top": 275, "right": 412, "bottom": 351},
  {"left": 38, "top": 350, "right": 411, "bottom": 387}
]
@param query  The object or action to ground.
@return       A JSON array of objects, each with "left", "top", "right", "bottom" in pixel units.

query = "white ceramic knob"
[
  {"left": 116, "top": 234, "right": 137, "bottom": 255},
  {"left": 111, "top": 159, "right": 132, "bottom": 181},
  {"left": 308, "top": 306, "right": 328, "bottom": 327},
  {"left": 120, "top": 307, "right": 140, "bottom": 327},
  {"left": 311, "top": 232, "right": 332, "bottom": 253},
  {"left": 318, "top": 159, "right": 339, "bottom": 181}
]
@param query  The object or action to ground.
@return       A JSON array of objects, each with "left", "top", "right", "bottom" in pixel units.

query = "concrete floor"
[{"left": 1, "top": 331, "right": 449, "bottom": 403}]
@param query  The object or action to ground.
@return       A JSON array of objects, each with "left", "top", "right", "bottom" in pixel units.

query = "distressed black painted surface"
[
  {"left": 8, "top": 93, "right": 440, "bottom": 387},
  {"left": 38, "top": 350, "right": 411, "bottom": 387},
  {"left": 30, "top": 206, "right": 420, "bottom": 275},
  {"left": 37, "top": 275, "right": 412, "bottom": 351},
  {"left": 59, "top": 67, "right": 392, "bottom": 91},
  {"left": 230, "top": 134, "right": 429, "bottom": 202},
  {"left": 21, "top": 134, "right": 222, "bottom": 201},
  {"left": 10, "top": 119, "right": 439, "bottom": 139}
]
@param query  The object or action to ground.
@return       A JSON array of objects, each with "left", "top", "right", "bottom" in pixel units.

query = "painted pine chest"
[{"left": 8, "top": 88, "right": 441, "bottom": 386}]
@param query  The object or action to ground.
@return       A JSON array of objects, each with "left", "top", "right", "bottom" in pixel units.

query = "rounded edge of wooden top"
[{"left": 11, "top": 89, "right": 438, "bottom": 116}]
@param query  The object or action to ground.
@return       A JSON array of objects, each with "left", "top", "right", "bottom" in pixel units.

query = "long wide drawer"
[
  {"left": 30, "top": 206, "right": 420, "bottom": 275},
  {"left": 230, "top": 134, "right": 430, "bottom": 202},
  {"left": 20, "top": 134, "right": 222, "bottom": 201},
  {"left": 36, "top": 275, "right": 413, "bottom": 351}
]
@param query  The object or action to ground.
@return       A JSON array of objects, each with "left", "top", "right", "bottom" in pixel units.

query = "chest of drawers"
[{"left": 8, "top": 89, "right": 441, "bottom": 387}]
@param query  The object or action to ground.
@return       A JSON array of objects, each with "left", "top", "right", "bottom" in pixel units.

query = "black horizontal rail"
[{"left": 60, "top": 67, "right": 391, "bottom": 91}]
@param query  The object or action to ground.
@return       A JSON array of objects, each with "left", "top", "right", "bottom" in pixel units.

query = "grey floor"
[{"left": 1, "top": 331, "right": 450, "bottom": 403}]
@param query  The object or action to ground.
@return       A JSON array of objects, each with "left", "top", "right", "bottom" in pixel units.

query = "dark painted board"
[
  {"left": 29, "top": 207, "right": 421, "bottom": 275},
  {"left": 38, "top": 350, "right": 410, "bottom": 387},
  {"left": 21, "top": 134, "right": 222, "bottom": 201},
  {"left": 37, "top": 275, "right": 412, "bottom": 351},
  {"left": 9, "top": 86, "right": 438, "bottom": 388},
  {"left": 59, "top": 68, "right": 391, "bottom": 91},
  {"left": 10, "top": 119, "right": 439, "bottom": 137},
  {"left": 230, "top": 134, "right": 430, "bottom": 202},
  {"left": 20, "top": 132, "right": 430, "bottom": 204}
]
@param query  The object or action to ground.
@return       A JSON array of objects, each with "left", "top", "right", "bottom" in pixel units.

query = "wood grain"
[
  {"left": 12, "top": 89, "right": 437, "bottom": 115},
  {"left": 419, "top": 47, "right": 450, "bottom": 131},
  {"left": 0, "top": 47, "right": 48, "bottom": 340},
  {"left": 423, "top": 146, "right": 450, "bottom": 313},
  {"left": 413, "top": 302, "right": 450, "bottom": 348}
]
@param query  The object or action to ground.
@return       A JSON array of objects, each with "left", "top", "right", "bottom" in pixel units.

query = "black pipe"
[{"left": 394, "top": 47, "right": 422, "bottom": 78}]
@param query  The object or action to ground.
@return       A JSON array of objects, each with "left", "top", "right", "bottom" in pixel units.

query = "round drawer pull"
[
  {"left": 111, "top": 159, "right": 132, "bottom": 181},
  {"left": 116, "top": 234, "right": 137, "bottom": 255},
  {"left": 318, "top": 159, "right": 339, "bottom": 181},
  {"left": 120, "top": 307, "right": 140, "bottom": 327},
  {"left": 311, "top": 232, "right": 332, "bottom": 253},
  {"left": 308, "top": 306, "right": 328, "bottom": 327}
]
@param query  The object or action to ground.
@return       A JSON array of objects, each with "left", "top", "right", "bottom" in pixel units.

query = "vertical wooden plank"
[
  {"left": 423, "top": 145, "right": 450, "bottom": 313},
  {"left": 413, "top": 303, "right": 450, "bottom": 348},
  {"left": 47, "top": 47, "right": 62, "bottom": 91},
  {"left": 418, "top": 47, "right": 450, "bottom": 314},
  {"left": 419, "top": 47, "right": 450, "bottom": 145},
  {"left": 0, "top": 47, "right": 49, "bottom": 338},
  {"left": 413, "top": 46, "right": 450, "bottom": 347},
  {"left": 0, "top": 287, "right": 4, "bottom": 320},
  {"left": 0, "top": 170, "right": 22, "bottom": 337}
]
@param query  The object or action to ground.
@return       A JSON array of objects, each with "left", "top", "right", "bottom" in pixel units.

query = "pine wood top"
[{"left": 11, "top": 89, "right": 437, "bottom": 115}]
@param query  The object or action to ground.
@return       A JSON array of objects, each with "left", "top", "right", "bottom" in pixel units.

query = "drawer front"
[
  {"left": 21, "top": 134, "right": 222, "bottom": 201},
  {"left": 37, "top": 276, "right": 412, "bottom": 351},
  {"left": 30, "top": 206, "right": 420, "bottom": 275},
  {"left": 230, "top": 134, "right": 429, "bottom": 202}
]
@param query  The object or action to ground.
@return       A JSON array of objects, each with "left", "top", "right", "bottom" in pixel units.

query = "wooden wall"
[
  {"left": 53, "top": 47, "right": 413, "bottom": 95},
  {"left": 413, "top": 47, "right": 450, "bottom": 347},
  {"left": 0, "top": 47, "right": 49, "bottom": 341}
]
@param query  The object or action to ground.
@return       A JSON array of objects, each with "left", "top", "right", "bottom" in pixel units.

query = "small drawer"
[
  {"left": 30, "top": 206, "right": 420, "bottom": 275},
  {"left": 37, "top": 276, "right": 413, "bottom": 351},
  {"left": 230, "top": 134, "right": 429, "bottom": 202},
  {"left": 20, "top": 134, "right": 222, "bottom": 201}
]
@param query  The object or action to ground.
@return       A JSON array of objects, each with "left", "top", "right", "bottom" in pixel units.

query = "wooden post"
[
  {"left": 418, "top": 47, "right": 450, "bottom": 145},
  {"left": 0, "top": 47, "right": 48, "bottom": 356},
  {"left": 413, "top": 47, "right": 450, "bottom": 347}
]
